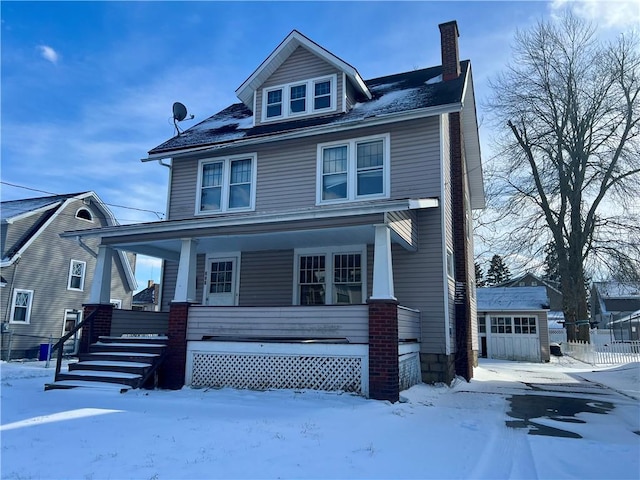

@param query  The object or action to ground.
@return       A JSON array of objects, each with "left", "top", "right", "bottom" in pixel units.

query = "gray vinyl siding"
[
  {"left": 168, "top": 116, "right": 442, "bottom": 221},
  {"left": 392, "top": 208, "right": 448, "bottom": 354},
  {"left": 386, "top": 210, "right": 417, "bottom": 249},
  {"left": 0, "top": 199, "right": 133, "bottom": 358},
  {"left": 2, "top": 209, "right": 52, "bottom": 257},
  {"left": 238, "top": 250, "right": 293, "bottom": 306},
  {"left": 255, "top": 46, "right": 343, "bottom": 124},
  {"left": 345, "top": 75, "right": 359, "bottom": 111}
]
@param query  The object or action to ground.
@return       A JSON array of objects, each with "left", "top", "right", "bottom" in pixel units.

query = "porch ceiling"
[{"left": 111, "top": 224, "right": 384, "bottom": 261}]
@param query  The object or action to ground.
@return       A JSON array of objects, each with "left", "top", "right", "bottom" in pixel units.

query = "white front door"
[
  {"left": 204, "top": 255, "right": 240, "bottom": 306},
  {"left": 61, "top": 309, "right": 82, "bottom": 355}
]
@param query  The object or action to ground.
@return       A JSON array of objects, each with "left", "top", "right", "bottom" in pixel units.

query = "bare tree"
[{"left": 485, "top": 12, "right": 640, "bottom": 341}]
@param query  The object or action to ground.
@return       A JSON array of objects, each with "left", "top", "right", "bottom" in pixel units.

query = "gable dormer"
[{"left": 235, "top": 30, "right": 371, "bottom": 126}]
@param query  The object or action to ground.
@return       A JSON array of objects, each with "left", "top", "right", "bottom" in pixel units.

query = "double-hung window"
[
  {"left": 317, "top": 134, "right": 390, "bottom": 204},
  {"left": 262, "top": 74, "right": 336, "bottom": 122},
  {"left": 197, "top": 154, "right": 257, "bottom": 214},
  {"left": 295, "top": 246, "right": 366, "bottom": 305},
  {"left": 68, "top": 260, "right": 86, "bottom": 291},
  {"left": 10, "top": 289, "right": 33, "bottom": 324}
]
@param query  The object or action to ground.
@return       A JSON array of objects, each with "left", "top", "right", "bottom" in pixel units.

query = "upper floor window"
[
  {"left": 10, "top": 289, "right": 33, "bottom": 324},
  {"left": 317, "top": 134, "right": 390, "bottom": 204},
  {"left": 196, "top": 154, "right": 257, "bottom": 214},
  {"left": 67, "top": 260, "right": 86, "bottom": 291},
  {"left": 76, "top": 208, "right": 93, "bottom": 222},
  {"left": 262, "top": 74, "right": 337, "bottom": 122}
]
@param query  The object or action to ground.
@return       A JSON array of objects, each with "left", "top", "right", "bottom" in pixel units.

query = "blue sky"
[{"left": 1, "top": 0, "right": 636, "bottom": 289}]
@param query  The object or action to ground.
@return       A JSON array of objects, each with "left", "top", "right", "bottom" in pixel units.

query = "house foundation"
[{"left": 420, "top": 352, "right": 456, "bottom": 384}]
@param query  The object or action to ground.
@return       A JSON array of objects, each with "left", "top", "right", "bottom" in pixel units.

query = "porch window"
[
  {"left": 197, "top": 154, "right": 256, "bottom": 214},
  {"left": 10, "top": 289, "right": 33, "bottom": 324},
  {"left": 317, "top": 134, "right": 390, "bottom": 204},
  {"left": 67, "top": 260, "right": 86, "bottom": 291},
  {"left": 295, "top": 246, "right": 366, "bottom": 305}
]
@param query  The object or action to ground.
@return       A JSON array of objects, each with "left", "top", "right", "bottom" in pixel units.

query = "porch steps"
[{"left": 45, "top": 336, "right": 168, "bottom": 392}]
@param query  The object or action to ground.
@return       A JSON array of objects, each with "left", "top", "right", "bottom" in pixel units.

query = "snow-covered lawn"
[{"left": 1, "top": 357, "right": 638, "bottom": 479}]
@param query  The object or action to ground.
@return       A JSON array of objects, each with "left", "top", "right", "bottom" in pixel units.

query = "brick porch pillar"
[
  {"left": 368, "top": 299, "right": 399, "bottom": 402},
  {"left": 159, "top": 302, "right": 190, "bottom": 390},
  {"left": 80, "top": 304, "right": 113, "bottom": 353}
]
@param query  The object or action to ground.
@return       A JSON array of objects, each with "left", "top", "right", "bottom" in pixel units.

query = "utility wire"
[{"left": 1, "top": 181, "right": 165, "bottom": 219}]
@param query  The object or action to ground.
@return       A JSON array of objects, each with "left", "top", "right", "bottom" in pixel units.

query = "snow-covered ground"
[{"left": 1, "top": 357, "right": 638, "bottom": 479}]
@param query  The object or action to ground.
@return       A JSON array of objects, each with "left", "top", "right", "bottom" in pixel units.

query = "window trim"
[
  {"left": 67, "top": 259, "right": 87, "bottom": 291},
  {"left": 75, "top": 208, "right": 94, "bottom": 222},
  {"left": 293, "top": 245, "right": 367, "bottom": 306},
  {"left": 261, "top": 74, "right": 337, "bottom": 122},
  {"left": 10, "top": 289, "right": 33, "bottom": 324},
  {"left": 316, "top": 133, "right": 391, "bottom": 205},
  {"left": 195, "top": 153, "right": 257, "bottom": 215}
]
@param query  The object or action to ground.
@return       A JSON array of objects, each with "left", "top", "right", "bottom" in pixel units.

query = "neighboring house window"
[
  {"left": 67, "top": 260, "right": 86, "bottom": 291},
  {"left": 295, "top": 246, "right": 365, "bottom": 305},
  {"left": 518, "top": 281, "right": 525, "bottom": 286},
  {"left": 531, "top": 281, "right": 538, "bottom": 286},
  {"left": 196, "top": 154, "right": 257, "bottom": 214},
  {"left": 76, "top": 208, "right": 93, "bottom": 222},
  {"left": 10, "top": 289, "right": 33, "bottom": 324},
  {"left": 317, "top": 134, "right": 390, "bottom": 204},
  {"left": 478, "top": 317, "right": 486, "bottom": 334},
  {"left": 446, "top": 249, "right": 455, "bottom": 279},
  {"left": 262, "top": 74, "right": 337, "bottom": 122}
]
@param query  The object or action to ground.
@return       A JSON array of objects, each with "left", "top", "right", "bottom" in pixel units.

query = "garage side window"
[
  {"left": 490, "top": 316, "right": 512, "bottom": 334},
  {"left": 514, "top": 316, "right": 537, "bottom": 334}
]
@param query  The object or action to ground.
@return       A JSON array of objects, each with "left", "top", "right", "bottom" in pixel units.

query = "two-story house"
[
  {"left": 0, "top": 192, "right": 136, "bottom": 359},
  {"left": 63, "top": 22, "right": 484, "bottom": 401}
]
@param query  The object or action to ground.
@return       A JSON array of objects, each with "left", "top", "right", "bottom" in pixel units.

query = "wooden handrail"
[{"left": 50, "top": 309, "right": 99, "bottom": 382}]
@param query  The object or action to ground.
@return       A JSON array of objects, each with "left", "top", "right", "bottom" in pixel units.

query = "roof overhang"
[
  {"left": 143, "top": 102, "right": 462, "bottom": 162},
  {"left": 61, "top": 198, "right": 438, "bottom": 260},
  {"left": 460, "top": 65, "right": 485, "bottom": 210},
  {"left": 235, "top": 30, "right": 371, "bottom": 110}
]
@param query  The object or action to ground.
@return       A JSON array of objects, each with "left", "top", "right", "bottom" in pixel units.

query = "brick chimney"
[{"left": 439, "top": 20, "right": 460, "bottom": 81}]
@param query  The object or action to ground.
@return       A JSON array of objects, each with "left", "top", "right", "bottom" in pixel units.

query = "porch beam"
[
  {"left": 370, "top": 224, "right": 396, "bottom": 301},
  {"left": 174, "top": 238, "right": 198, "bottom": 303},
  {"left": 89, "top": 245, "right": 113, "bottom": 304}
]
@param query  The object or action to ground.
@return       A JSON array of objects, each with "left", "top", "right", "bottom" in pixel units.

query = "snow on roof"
[
  {"left": 148, "top": 62, "right": 468, "bottom": 156},
  {"left": 0, "top": 194, "right": 77, "bottom": 222},
  {"left": 477, "top": 287, "right": 550, "bottom": 312},
  {"left": 593, "top": 281, "right": 640, "bottom": 299}
]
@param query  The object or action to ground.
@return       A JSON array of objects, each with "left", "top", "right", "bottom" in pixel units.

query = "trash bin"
[{"left": 39, "top": 343, "right": 52, "bottom": 361}]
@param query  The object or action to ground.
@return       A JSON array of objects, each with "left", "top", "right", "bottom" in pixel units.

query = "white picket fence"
[{"left": 549, "top": 328, "right": 640, "bottom": 365}]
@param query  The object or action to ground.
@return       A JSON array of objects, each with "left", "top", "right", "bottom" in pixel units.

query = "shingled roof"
[{"left": 147, "top": 61, "right": 469, "bottom": 157}]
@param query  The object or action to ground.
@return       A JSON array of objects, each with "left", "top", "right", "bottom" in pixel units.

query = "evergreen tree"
[
  {"left": 486, "top": 255, "right": 511, "bottom": 286},
  {"left": 475, "top": 262, "right": 486, "bottom": 287}
]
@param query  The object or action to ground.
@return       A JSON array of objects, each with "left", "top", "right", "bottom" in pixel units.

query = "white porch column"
[
  {"left": 89, "top": 245, "right": 113, "bottom": 304},
  {"left": 174, "top": 238, "right": 198, "bottom": 303},
  {"left": 370, "top": 224, "right": 396, "bottom": 301}
]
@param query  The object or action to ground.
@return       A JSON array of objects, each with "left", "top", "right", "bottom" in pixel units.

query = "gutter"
[
  {"left": 142, "top": 102, "right": 462, "bottom": 162},
  {"left": 60, "top": 198, "right": 439, "bottom": 240}
]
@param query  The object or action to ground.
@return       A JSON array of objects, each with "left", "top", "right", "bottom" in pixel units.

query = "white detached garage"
[{"left": 477, "top": 287, "right": 550, "bottom": 363}]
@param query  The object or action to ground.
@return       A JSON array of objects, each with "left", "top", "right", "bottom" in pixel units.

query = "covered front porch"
[{"left": 72, "top": 200, "right": 437, "bottom": 401}]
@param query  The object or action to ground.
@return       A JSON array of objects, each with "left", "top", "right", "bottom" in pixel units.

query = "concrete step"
[
  {"left": 78, "top": 351, "right": 159, "bottom": 363},
  {"left": 56, "top": 370, "right": 142, "bottom": 387},
  {"left": 98, "top": 335, "right": 168, "bottom": 345},
  {"left": 44, "top": 379, "right": 133, "bottom": 393},
  {"left": 89, "top": 342, "right": 166, "bottom": 355},
  {"left": 69, "top": 360, "right": 152, "bottom": 375}
]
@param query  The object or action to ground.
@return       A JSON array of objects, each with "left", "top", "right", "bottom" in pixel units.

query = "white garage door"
[{"left": 487, "top": 316, "right": 541, "bottom": 362}]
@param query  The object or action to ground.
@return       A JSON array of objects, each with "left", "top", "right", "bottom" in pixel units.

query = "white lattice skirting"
[
  {"left": 399, "top": 343, "right": 421, "bottom": 391},
  {"left": 186, "top": 342, "right": 369, "bottom": 395}
]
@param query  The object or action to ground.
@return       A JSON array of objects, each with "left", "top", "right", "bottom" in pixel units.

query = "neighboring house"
[
  {"left": 476, "top": 287, "right": 550, "bottom": 362},
  {"left": 63, "top": 22, "right": 484, "bottom": 401},
  {"left": 591, "top": 281, "right": 640, "bottom": 330},
  {"left": 0, "top": 192, "right": 137, "bottom": 359},
  {"left": 133, "top": 281, "right": 161, "bottom": 311},
  {"left": 499, "top": 272, "right": 564, "bottom": 327},
  {"left": 607, "top": 309, "right": 640, "bottom": 341}
]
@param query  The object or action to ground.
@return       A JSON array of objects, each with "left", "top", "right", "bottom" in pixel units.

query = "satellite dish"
[
  {"left": 173, "top": 102, "right": 188, "bottom": 122},
  {"left": 172, "top": 102, "right": 194, "bottom": 136}
]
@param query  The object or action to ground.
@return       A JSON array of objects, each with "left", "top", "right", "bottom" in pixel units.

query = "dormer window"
[{"left": 262, "top": 74, "right": 336, "bottom": 122}]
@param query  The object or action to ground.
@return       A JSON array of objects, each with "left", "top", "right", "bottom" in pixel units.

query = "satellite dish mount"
[{"left": 172, "top": 102, "right": 194, "bottom": 136}]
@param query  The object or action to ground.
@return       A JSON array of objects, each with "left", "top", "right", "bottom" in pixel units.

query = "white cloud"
[
  {"left": 551, "top": 0, "right": 640, "bottom": 30},
  {"left": 37, "top": 45, "right": 59, "bottom": 64}
]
